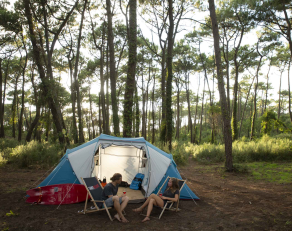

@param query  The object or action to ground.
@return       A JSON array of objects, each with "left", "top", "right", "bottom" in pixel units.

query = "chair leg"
[
  {"left": 159, "top": 204, "right": 168, "bottom": 219},
  {"left": 103, "top": 202, "right": 113, "bottom": 221},
  {"left": 83, "top": 194, "right": 88, "bottom": 214}
]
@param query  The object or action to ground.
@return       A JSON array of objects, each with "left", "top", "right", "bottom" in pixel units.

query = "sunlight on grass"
[{"left": 248, "top": 162, "right": 292, "bottom": 183}]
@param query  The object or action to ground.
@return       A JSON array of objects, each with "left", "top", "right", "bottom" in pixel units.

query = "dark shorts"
[{"left": 104, "top": 196, "right": 123, "bottom": 208}]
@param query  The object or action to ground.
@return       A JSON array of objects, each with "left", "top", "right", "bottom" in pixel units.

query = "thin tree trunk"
[
  {"left": 123, "top": 0, "right": 137, "bottom": 137},
  {"left": 175, "top": 78, "right": 180, "bottom": 140},
  {"left": 186, "top": 73, "right": 193, "bottom": 143},
  {"left": 106, "top": 43, "right": 110, "bottom": 134},
  {"left": 74, "top": 0, "right": 87, "bottom": 143},
  {"left": 106, "top": 0, "right": 119, "bottom": 136},
  {"left": 68, "top": 54, "right": 78, "bottom": 143},
  {"left": 89, "top": 86, "right": 95, "bottom": 138},
  {"left": 135, "top": 79, "right": 139, "bottom": 137},
  {"left": 26, "top": 66, "right": 41, "bottom": 142},
  {"left": 209, "top": 0, "right": 233, "bottom": 171},
  {"left": 193, "top": 75, "right": 200, "bottom": 144},
  {"left": 288, "top": 59, "right": 292, "bottom": 123},
  {"left": 239, "top": 75, "right": 256, "bottom": 138},
  {"left": 250, "top": 44, "right": 263, "bottom": 140},
  {"left": 278, "top": 70, "right": 283, "bottom": 120},
  {"left": 199, "top": 79, "right": 205, "bottom": 143},
  {"left": 12, "top": 74, "right": 20, "bottom": 138},
  {"left": 265, "top": 59, "right": 272, "bottom": 111},
  {"left": 0, "top": 59, "right": 3, "bottom": 138},
  {"left": 166, "top": 0, "right": 174, "bottom": 150},
  {"left": 18, "top": 47, "right": 28, "bottom": 142},
  {"left": 152, "top": 74, "right": 155, "bottom": 144}
]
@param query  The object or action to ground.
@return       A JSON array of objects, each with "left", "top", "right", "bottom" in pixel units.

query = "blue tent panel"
[
  {"left": 38, "top": 154, "right": 80, "bottom": 187},
  {"left": 153, "top": 161, "right": 199, "bottom": 200}
]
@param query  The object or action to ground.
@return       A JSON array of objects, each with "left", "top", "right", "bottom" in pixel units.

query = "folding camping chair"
[
  {"left": 156, "top": 176, "right": 186, "bottom": 219},
  {"left": 79, "top": 177, "right": 113, "bottom": 221}
]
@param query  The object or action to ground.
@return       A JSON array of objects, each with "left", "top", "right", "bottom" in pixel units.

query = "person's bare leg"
[
  {"left": 142, "top": 196, "right": 164, "bottom": 222},
  {"left": 133, "top": 194, "right": 159, "bottom": 212},
  {"left": 112, "top": 196, "right": 128, "bottom": 223},
  {"left": 120, "top": 196, "right": 129, "bottom": 212},
  {"left": 142, "top": 198, "right": 155, "bottom": 222}
]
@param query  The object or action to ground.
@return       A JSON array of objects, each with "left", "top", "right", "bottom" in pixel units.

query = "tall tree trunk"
[
  {"left": 160, "top": 48, "right": 167, "bottom": 142},
  {"left": 145, "top": 83, "right": 149, "bottom": 140},
  {"left": 142, "top": 72, "right": 146, "bottom": 138},
  {"left": 106, "top": 0, "right": 119, "bottom": 136},
  {"left": 199, "top": 79, "right": 205, "bottom": 143},
  {"left": 89, "top": 86, "right": 95, "bottom": 138},
  {"left": 175, "top": 78, "right": 180, "bottom": 140},
  {"left": 18, "top": 48, "right": 28, "bottom": 142},
  {"left": 209, "top": 0, "right": 233, "bottom": 171},
  {"left": 265, "top": 59, "right": 272, "bottom": 111},
  {"left": 250, "top": 44, "right": 263, "bottom": 140},
  {"left": 193, "top": 75, "right": 200, "bottom": 144},
  {"left": 152, "top": 74, "right": 155, "bottom": 144},
  {"left": 45, "top": 107, "right": 51, "bottom": 141},
  {"left": 239, "top": 75, "right": 255, "bottom": 138},
  {"left": 99, "top": 92, "right": 102, "bottom": 135},
  {"left": 73, "top": 0, "right": 87, "bottom": 143},
  {"left": 100, "top": 30, "right": 106, "bottom": 133},
  {"left": 278, "top": 70, "right": 283, "bottom": 121},
  {"left": 135, "top": 80, "right": 140, "bottom": 137},
  {"left": 0, "top": 59, "right": 3, "bottom": 138},
  {"left": 26, "top": 66, "right": 40, "bottom": 142},
  {"left": 68, "top": 55, "right": 78, "bottom": 143},
  {"left": 186, "top": 73, "right": 192, "bottom": 143},
  {"left": 166, "top": 0, "right": 174, "bottom": 150},
  {"left": 123, "top": 0, "right": 137, "bottom": 137},
  {"left": 12, "top": 74, "right": 20, "bottom": 138},
  {"left": 288, "top": 59, "right": 292, "bottom": 123},
  {"left": 106, "top": 43, "right": 110, "bottom": 134}
]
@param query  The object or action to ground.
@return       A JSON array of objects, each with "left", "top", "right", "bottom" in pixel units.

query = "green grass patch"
[{"left": 247, "top": 162, "right": 292, "bottom": 183}]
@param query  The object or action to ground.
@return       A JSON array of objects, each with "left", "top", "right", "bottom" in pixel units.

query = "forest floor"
[{"left": 0, "top": 159, "right": 292, "bottom": 231}]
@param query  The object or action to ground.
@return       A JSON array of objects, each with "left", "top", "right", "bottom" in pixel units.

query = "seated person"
[
  {"left": 102, "top": 173, "right": 129, "bottom": 223},
  {"left": 133, "top": 177, "right": 179, "bottom": 222}
]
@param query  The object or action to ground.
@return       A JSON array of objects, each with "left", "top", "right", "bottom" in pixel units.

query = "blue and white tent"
[{"left": 39, "top": 134, "right": 199, "bottom": 200}]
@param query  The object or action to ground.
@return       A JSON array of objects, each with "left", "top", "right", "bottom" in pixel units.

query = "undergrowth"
[
  {"left": 192, "top": 135, "right": 292, "bottom": 163},
  {"left": 0, "top": 139, "right": 66, "bottom": 168}
]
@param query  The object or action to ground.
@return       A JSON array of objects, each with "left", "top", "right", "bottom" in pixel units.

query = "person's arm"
[{"left": 161, "top": 193, "right": 178, "bottom": 202}]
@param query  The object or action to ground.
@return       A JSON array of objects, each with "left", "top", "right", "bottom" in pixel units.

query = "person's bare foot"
[
  {"left": 121, "top": 217, "right": 129, "bottom": 223},
  {"left": 133, "top": 207, "right": 143, "bottom": 213},
  {"left": 142, "top": 216, "right": 150, "bottom": 222},
  {"left": 114, "top": 214, "right": 121, "bottom": 222}
]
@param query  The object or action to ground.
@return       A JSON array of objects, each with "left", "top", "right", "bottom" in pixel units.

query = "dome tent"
[{"left": 38, "top": 134, "right": 199, "bottom": 200}]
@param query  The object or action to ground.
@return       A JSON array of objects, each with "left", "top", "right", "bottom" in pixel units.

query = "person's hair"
[
  {"left": 110, "top": 173, "right": 122, "bottom": 182},
  {"left": 167, "top": 178, "right": 180, "bottom": 193}
]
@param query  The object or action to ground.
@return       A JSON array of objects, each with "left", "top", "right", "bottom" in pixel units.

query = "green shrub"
[
  {"left": 192, "top": 135, "right": 292, "bottom": 163},
  {"left": 192, "top": 143, "right": 225, "bottom": 163},
  {"left": 155, "top": 140, "right": 191, "bottom": 165},
  {"left": 4, "top": 140, "right": 65, "bottom": 168}
]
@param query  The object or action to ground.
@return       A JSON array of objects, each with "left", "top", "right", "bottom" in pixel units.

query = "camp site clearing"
[{"left": 1, "top": 159, "right": 292, "bottom": 231}]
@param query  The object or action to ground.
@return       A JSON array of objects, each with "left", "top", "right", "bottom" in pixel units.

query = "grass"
[
  {"left": 247, "top": 162, "right": 292, "bottom": 183},
  {"left": 192, "top": 162, "right": 292, "bottom": 184}
]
